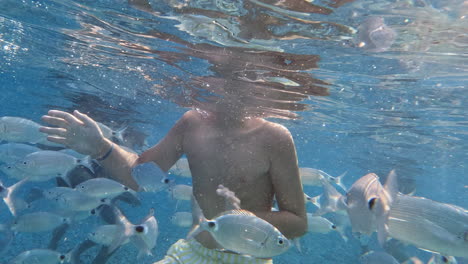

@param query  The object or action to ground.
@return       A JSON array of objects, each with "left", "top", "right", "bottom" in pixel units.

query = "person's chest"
[
  {"left": 183, "top": 124, "right": 273, "bottom": 213},
  {"left": 183, "top": 124, "right": 270, "bottom": 177}
]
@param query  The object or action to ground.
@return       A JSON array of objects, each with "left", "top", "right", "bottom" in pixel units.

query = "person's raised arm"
[
  {"left": 40, "top": 110, "right": 140, "bottom": 189},
  {"left": 40, "top": 110, "right": 188, "bottom": 191},
  {"left": 255, "top": 124, "right": 307, "bottom": 239}
]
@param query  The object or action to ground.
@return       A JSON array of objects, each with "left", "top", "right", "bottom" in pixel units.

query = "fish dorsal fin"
[
  {"left": 384, "top": 170, "right": 399, "bottom": 201},
  {"left": 215, "top": 209, "right": 256, "bottom": 218}
]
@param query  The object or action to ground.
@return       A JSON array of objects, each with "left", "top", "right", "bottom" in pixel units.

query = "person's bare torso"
[{"left": 182, "top": 110, "right": 277, "bottom": 249}]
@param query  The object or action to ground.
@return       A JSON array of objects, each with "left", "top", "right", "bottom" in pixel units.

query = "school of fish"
[{"left": 1, "top": 115, "right": 467, "bottom": 263}]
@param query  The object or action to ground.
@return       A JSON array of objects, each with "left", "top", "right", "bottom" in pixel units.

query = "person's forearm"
[
  {"left": 255, "top": 210, "right": 307, "bottom": 239},
  {"left": 92, "top": 138, "right": 140, "bottom": 190}
]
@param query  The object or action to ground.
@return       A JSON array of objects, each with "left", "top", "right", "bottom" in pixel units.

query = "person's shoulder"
[
  {"left": 258, "top": 119, "right": 293, "bottom": 142},
  {"left": 179, "top": 109, "right": 204, "bottom": 124}
]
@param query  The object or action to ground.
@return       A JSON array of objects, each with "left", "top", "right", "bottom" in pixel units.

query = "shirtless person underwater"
[{"left": 40, "top": 107, "right": 307, "bottom": 263}]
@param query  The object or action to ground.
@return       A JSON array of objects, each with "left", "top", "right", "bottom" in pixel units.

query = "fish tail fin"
[
  {"left": 79, "top": 156, "right": 95, "bottom": 174},
  {"left": 384, "top": 170, "right": 399, "bottom": 202},
  {"left": 114, "top": 126, "right": 128, "bottom": 144},
  {"left": 4, "top": 178, "right": 29, "bottom": 216},
  {"left": 304, "top": 193, "right": 321, "bottom": 209},
  {"left": 334, "top": 171, "right": 348, "bottom": 192}
]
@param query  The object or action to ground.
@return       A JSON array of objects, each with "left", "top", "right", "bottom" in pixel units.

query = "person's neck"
[{"left": 213, "top": 113, "right": 249, "bottom": 129}]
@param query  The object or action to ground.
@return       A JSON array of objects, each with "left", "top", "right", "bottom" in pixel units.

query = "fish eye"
[
  {"left": 23, "top": 161, "right": 27, "bottom": 165},
  {"left": 135, "top": 225, "right": 145, "bottom": 233},
  {"left": 441, "top": 256, "right": 448, "bottom": 263},
  {"left": 124, "top": 186, "right": 129, "bottom": 191},
  {"left": 331, "top": 225, "right": 337, "bottom": 229},
  {"left": 164, "top": 178, "right": 170, "bottom": 184},
  {"left": 277, "top": 238, "right": 284, "bottom": 245},
  {"left": 59, "top": 255, "right": 65, "bottom": 260},
  {"left": 100, "top": 198, "right": 106, "bottom": 202},
  {"left": 80, "top": 185, "right": 85, "bottom": 189},
  {"left": 207, "top": 222, "right": 216, "bottom": 228},
  {"left": 90, "top": 209, "right": 96, "bottom": 215},
  {"left": 77, "top": 159, "right": 81, "bottom": 163},
  {"left": 368, "top": 197, "right": 377, "bottom": 210}
]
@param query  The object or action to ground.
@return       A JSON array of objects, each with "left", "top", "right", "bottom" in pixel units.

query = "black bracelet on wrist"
[{"left": 96, "top": 143, "right": 114, "bottom": 162}]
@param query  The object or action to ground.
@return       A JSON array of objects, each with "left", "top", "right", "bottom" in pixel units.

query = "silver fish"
[
  {"left": 170, "top": 212, "right": 193, "bottom": 228},
  {"left": 9, "top": 212, "right": 69, "bottom": 233},
  {"left": 387, "top": 194, "right": 468, "bottom": 258},
  {"left": 44, "top": 187, "right": 111, "bottom": 212},
  {"left": 0, "top": 163, "right": 29, "bottom": 181},
  {"left": 306, "top": 213, "right": 337, "bottom": 234},
  {"left": 188, "top": 198, "right": 291, "bottom": 258},
  {"left": 131, "top": 208, "right": 159, "bottom": 259},
  {"left": 344, "top": 170, "right": 398, "bottom": 245},
  {"left": 359, "top": 251, "right": 399, "bottom": 264},
  {"left": 300, "top": 167, "right": 347, "bottom": 191},
  {"left": 131, "top": 162, "right": 172, "bottom": 192},
  {"left": 90, "top": 207, "right": 158, "bottom": 259},
  {"left": 0, "top": 116, "right": 45, "bottom": 144},
  {"left": 75, "top": 177, "right": 137, "bottom": 200},
  {"left": 0, "top": 143, "right": 40, "bottom": 164},
  {"left": 8, "top": 248, "right": 68, "bottom": 264},
  {"left": 14, "top": 150, "right": 94, "bottom": 183}
]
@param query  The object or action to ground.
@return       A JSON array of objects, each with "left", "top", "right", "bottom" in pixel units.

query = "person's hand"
[{"left": 39, "top": 110, "right": 108, "bottom": 158}]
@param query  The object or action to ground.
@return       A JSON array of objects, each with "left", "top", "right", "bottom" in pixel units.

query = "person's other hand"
[{"left": 40, "top": 110, "right": 107, "bottom": 157}]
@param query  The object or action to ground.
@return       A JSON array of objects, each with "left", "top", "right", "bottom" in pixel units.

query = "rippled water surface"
[{"left": 0, "top": 0, "right": 467, "bottom": 263}]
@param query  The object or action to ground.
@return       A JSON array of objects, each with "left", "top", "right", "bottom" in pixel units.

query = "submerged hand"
[{"left": 40, "top": 110, "right": 107, "bottom": 157}]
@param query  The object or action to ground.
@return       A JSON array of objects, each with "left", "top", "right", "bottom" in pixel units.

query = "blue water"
[{"left": 0, "top": 0, "right": 467, "bottom": 263}]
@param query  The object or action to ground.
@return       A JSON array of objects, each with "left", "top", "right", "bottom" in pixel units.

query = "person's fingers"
[
  {"left": 39, "top": 127, "right": 67, "bottom": 137},
  {"left": 41, "top": 116, "right": 69, "bottom": 128},
  {"left": 47, "top": 110, "right": 84, "bottom": 127},
  {"left": 73, "top": 110, "right": 96, "bottom": 127},
  {"left": 46, "top": 136, "right": 67, "bottom": 145}
]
